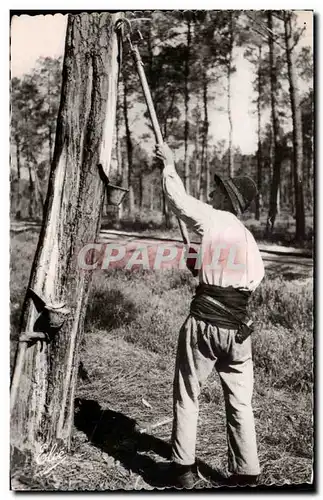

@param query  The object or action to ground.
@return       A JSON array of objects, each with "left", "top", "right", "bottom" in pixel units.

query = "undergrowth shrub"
[{"left": 250, "top": 276, "right": 313, "bottom": 331}]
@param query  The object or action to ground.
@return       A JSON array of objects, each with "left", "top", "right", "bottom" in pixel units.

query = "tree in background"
[
  {"left": 10, "top": 75, "right": 44, "bottom": 219},
  {"left": 265, "top": 12, "right": 283, "bottom": 236},
  {"left": 10, "top": 57, "right": 63, "bottom": 220},
  {"left": 243, "top": 14, "right": 269, "bottom": 221},
  {"left": 122, "top": 72, "right": 135, "bottom": 215},
  {"left": 226, "top": 11, "right": 235, "bottom": 177},
  {"left": 183, "top": 12, "right": 192, "bottom": 194},
  {"left": 283, "top": 11, "right": 305, "bottom": 241},
  {"left": 10, "top": 77, "right": 23, "bottom": 219},
  {"left": 192, "top": 11, "right": 235, "bottom": 200},
  {"left": 33, "top": 57, "right": 63, "bottom": 164}
]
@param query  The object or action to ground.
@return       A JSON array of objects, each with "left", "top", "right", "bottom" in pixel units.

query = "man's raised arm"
[{"left": 155, "top": 143, "right": 213, "bottom": 236}]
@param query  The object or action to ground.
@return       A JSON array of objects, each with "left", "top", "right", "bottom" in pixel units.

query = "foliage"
[{"left": 10, "top": 12, "right": 313, "bottom": 241}]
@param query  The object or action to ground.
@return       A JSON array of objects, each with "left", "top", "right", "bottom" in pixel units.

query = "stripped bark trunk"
[
  {"left": 227, "top": 12, "right": 234, "bottom": 177},
  {"left": 266, "top": 12, "right": 281, "bottom": 236},
  {"left": 183, "top": 19, "right": 191, "bottom": 195},
  {"left": 10, "top": 12, "right": 122, "bottom": 457},
  {"left": 48, "top": 70, "right": 53, "bottom": 164},
  {"left": 284, "top": 11, "right": 305, "bottom": 241},
  {"left": 255, "top": 45, "right": 262, "bottom": 220}
]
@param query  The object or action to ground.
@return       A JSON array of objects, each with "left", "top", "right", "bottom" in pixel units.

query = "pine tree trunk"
[
  {"left": 146, "top": 24, "right": 154, "bottom": 92},
  {"left": 199, "top": 71, "right": 208, "bottom": 201},
  {"left": 122, "top": 76, "right": 134, "bottom": 215},
  {"left": 194, "top": 132, "right": 200, "bottom": 200},
  {"left": 162, "top": 186, "right": 171, "bottom": 229},
  {"left": 161, "top": 100, "right": 174, "bottom": 227},
  {"left": 284, "top": 11, "right": 305, "bottom": 241},
  {"left": 289, "top": 158, "right": 294, "bottom": 214},
  {"left": 48, "top": 126, "right": 53, "bottom": 164},
  {"left": 255, "top": 45, "right": 262, "bottom": 221},
  {"left": 227, "top": 12, "right": 234, "bottom": 177},
  {"left": 28, "top": 165, "right": 34, "bottom": 220},
  {"left": 32, "top": 164, "right": 44, "bottom": 219},
  {"left": 10, "top": 12, "right": 122, "bottom": 458},
  {"left": 195, "top": 98, "right": 201, "bottom": 199},
  {"left": 150, "top": 181, "right": 154, "bottom": 211},
  {"left": 205, "top": 157, "right": 210, "bottom": 200},
  {"left": 183, "top": 19, "right": 191, "bottom": 195},
  {"left": 307, "top": 140, "right": 313, "bottom": 212},
  {"left": 139, "top": 173, "right": 144, "bottom": 210},
  {"left": 15, "top": 137, "right": 21, "bottom": 220},
  {"left": 266, "top": 12, "right": 281, "bottom": 236},
  {"left": 203, "top": 79, "right": 209, "bottom": 202}
]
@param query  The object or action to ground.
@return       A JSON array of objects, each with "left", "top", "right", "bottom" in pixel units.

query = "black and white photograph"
[{"left": 9, "top": 8, "right": 314, "bottom": 491}]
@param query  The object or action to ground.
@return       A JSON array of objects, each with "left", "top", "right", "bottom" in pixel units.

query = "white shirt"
[{"left": 163, "top": 164, "right": 265, "bottom": 291}]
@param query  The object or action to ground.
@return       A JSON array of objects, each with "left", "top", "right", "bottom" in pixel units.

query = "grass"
[{"left": 10, "top": 228, "right": 313, "bottom": 490}]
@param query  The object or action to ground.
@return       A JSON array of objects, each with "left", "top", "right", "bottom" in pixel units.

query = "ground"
[{"left": 10, "top": 228, "right": 313, "bottom": 491}]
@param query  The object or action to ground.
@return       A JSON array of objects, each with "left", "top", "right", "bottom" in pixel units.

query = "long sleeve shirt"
[{"left": 162, "top": 164, "right": 264, "bottom": 292}]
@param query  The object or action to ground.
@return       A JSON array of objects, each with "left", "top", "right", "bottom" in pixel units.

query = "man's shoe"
[
  {"left": 226, "top": 474, "right": 259, "bottom": 486},
  {"left": 173, "top": 466, "right": 195, "bottom": 489},
  {"left": 154, "top": 462, "right": 196, "bottom": 489}
]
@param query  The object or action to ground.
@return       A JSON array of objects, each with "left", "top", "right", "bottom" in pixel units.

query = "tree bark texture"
[{"left": 11, "top": 12, "right": 122, "bottom": 456}]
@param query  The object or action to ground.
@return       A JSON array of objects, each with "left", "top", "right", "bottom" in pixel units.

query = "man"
[{"left": 155, "top": 143, "right": 265, "bottom": 489}]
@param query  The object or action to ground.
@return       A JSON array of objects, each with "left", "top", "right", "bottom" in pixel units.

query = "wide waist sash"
[{"left": 190, "top": 284, "right": 251, "bottom": 329}]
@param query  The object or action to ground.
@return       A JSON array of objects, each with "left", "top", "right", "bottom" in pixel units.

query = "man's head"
[
  {"left": 209, "top": 174, "right": 258, "bottom": 216},
  {"left": 209, "top": 182, "right": 236, "bottom": 213}
]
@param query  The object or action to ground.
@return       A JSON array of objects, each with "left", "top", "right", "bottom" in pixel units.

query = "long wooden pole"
[{"left": 129, "top": 40, "right": 190, "bottom": 246}]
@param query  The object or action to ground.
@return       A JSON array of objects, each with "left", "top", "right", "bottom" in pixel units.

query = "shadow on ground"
[{"left": 74, "top": 398, "right": 227, "bottom": 489}]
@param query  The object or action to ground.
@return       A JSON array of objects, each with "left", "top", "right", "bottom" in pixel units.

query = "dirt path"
[
  {"left": 97, "top": 231, "right": 313, "bottom": 281},
  {"left": 11, "top": 221, "right": 313, "bottom": 280}
]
